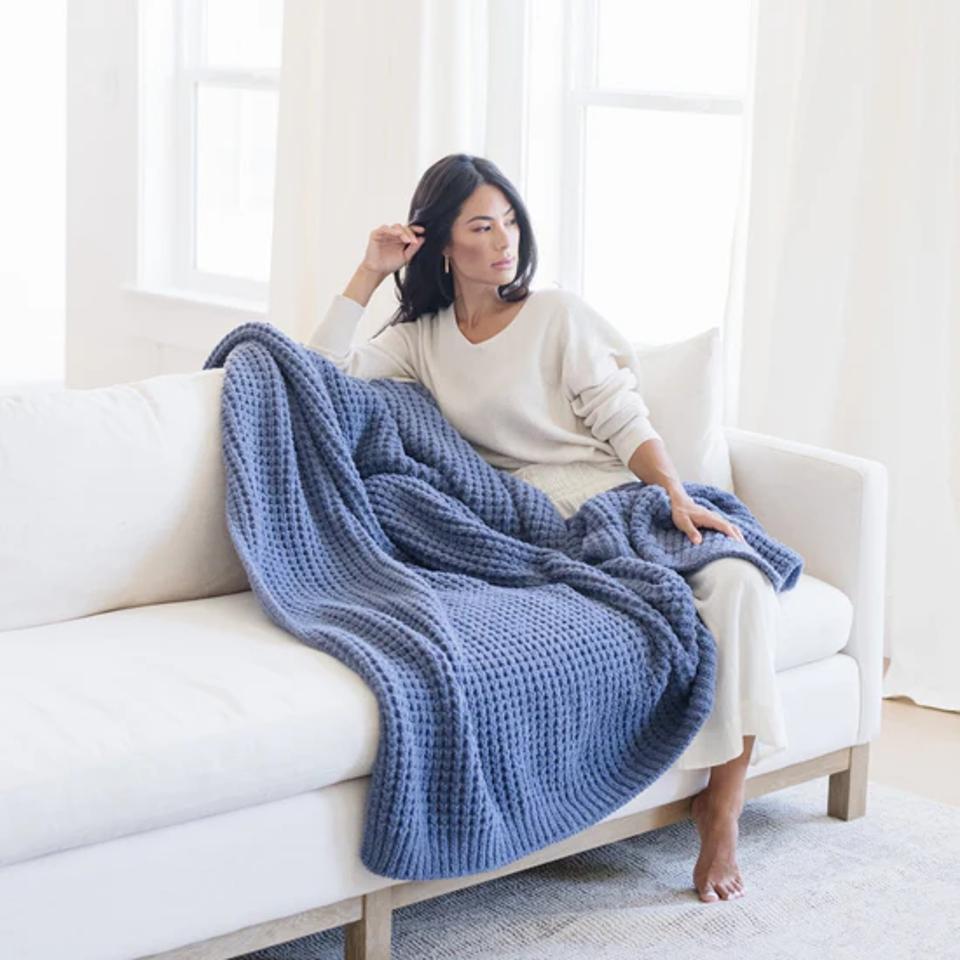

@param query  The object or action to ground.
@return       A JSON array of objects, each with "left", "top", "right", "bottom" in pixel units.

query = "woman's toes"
[{"left": 698, "top": 884, "right": 720, "bottom": 902}]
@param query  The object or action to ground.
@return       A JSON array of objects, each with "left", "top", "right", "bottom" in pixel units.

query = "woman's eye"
[{"left": 477, "top": 219, "right": 518, "bottom": 233}]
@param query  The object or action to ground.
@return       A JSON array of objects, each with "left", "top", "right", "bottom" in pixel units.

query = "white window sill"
[
  {"left": 0, "top": 379, "right": 66, "bottom": 398},
  {"left": 122, "top": 283, "right": 268, "bottom": 317}
]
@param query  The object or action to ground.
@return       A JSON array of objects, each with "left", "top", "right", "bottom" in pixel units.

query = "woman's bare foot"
[
  {"left": 690, "top": 788, "right": 746, "bottom": 902},
  {"left": 688, "top": 734, "right": 755, "bottom": 902}
]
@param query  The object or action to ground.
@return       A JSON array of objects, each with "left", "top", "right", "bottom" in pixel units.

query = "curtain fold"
[{"left": 727, "top": 0, "right": 960, "bottom": 709}]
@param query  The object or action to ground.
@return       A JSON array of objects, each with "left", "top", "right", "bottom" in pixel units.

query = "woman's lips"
[{"left": 492, "top": 258, "right": 515, "bottom": 268}]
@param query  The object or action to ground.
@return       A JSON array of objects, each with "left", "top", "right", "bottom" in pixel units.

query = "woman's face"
[{"left": 442, "top": 184, "right": 520, "bottom": 288}]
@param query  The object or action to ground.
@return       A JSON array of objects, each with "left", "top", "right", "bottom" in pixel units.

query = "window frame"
[
  {"left": 171, "top": 0, "right": 280, "bottom": 304},
  {"left": 560, "top": 0, "right": 746, "bottom": 295}
]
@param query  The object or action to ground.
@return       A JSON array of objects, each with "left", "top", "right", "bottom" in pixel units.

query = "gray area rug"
[{"left": 236, "top": 778, "right": 960, "bottom": 959}]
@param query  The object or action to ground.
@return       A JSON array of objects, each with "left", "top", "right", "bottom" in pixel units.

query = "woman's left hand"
[{"left": 669, "top": 490, "right": 745, "bottom": 546}]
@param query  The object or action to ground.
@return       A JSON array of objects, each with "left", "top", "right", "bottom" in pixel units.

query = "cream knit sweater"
[{"left": 307, "top": 287, "right": 659, "bottom": 515}]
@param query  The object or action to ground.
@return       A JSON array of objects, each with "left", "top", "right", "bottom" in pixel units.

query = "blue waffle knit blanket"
[{"left": 202, "top": 322, "right": 802, "bottom": 882}]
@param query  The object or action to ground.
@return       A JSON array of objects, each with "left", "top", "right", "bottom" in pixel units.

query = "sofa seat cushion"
[
  {"left": 0, "top": 592, "right": 380, "bottom": 868},
  {"left": 0, "top": 573, "right": 850, "bottom": 868},
  {"left": 775, "top": 573, "right": 853, "bottom": 670}
]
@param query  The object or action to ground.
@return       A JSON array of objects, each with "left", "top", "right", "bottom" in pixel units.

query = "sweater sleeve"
[
  {"left": 306, "top": 294, "right": 418, "bottom": 381},
  {"left": 559, "top": 296, "right": 661, "bottom": 466}
]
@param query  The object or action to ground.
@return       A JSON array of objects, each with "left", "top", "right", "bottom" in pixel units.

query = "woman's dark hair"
[{"left": 380, "top": 154, "right": 538, "bottom": 330}]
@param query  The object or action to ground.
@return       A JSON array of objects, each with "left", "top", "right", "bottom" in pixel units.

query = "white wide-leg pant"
[
  {"left": 508, "top": 461, "right": 791, "bottom": 772},
  {"left": 675, "top": 556, "right": 789, "bottom": 771}
]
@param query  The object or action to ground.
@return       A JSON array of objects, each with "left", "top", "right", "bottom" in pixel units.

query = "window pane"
[
  {"left": 583, "top": 106, "right": 743, "bottom": 345},
  {"left": 195, "top": 84, "right": 278, "bottom": 282},
  {"left": 596, "top": 0, "right": 751, "bottom": 97},
  {"left": 204, "top": 0, "right": 283, "bottom": 70}
]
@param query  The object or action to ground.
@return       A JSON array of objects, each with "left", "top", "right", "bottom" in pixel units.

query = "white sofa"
[{"left": 0, "top": 346, "right": 887, "bottom": 960}]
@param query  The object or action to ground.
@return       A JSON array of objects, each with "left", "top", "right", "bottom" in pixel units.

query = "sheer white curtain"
[
  {"left": 725, "top": 0, "right": 960, "bottom": 710},
  {"left": 268, "top": 0, "right": 524, "bottom": 345}
]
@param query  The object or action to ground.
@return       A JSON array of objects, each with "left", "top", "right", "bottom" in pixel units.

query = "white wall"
[
  {"left": 0, "top": 2, "right": 67, "bottom": 390},
  {"left": 66, "top": 0, "right": 259, "bottom": 389}
]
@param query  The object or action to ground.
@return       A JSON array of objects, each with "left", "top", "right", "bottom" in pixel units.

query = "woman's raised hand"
[{"left": 361, "top": 222, "right": 427, "bottom": 275}]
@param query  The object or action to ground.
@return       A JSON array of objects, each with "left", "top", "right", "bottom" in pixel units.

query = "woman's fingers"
[
  {"left": 375, "top": 226, "right": 413, "bottom": 248},
  {"left": 698, "top": 514, "right": 746, "bottom": 543},
  {"left": 383, "top": 223, "right": 410, "bottom": 245},
  {"left": 678, "top": 508, "right": 746, "bottom": 546},
  {"left": 684, "top": 519, "right": 703, "bottom": 545},
  {"left": 718, "top": 519, "right": 745, "bottom": 542},
  {"left": 399, "top": 223, "right": 423, "bottom": 244},
  {"left": 391, "top": 223, "right": 413, "bottom": 245},
  {"left": 374, "top": 226, "right": 402, "bottom": 244},
  {"left": 375, "top": 222, "right": 425, "bottom": 247},
  {"left": 407, "top": 223, "right": 425, "bottom": 246}
]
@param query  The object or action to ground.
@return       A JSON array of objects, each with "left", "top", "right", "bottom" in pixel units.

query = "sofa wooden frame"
[{"left": 140, "top": 743, "right": 870, "bottom": 960}]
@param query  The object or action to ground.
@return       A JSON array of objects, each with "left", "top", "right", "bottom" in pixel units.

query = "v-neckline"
[{"left": 450, "top": 293, "right": 534, "bottom": 348}]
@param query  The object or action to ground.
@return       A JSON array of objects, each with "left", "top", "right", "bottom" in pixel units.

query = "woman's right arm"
[
  {"left": 306, "top": 223, "right": 427, "bottom": 381},
  {"left": 308, "top": 267, "right": 416, "bottom": 380}
]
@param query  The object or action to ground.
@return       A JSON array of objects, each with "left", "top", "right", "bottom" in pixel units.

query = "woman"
[{"left": 309, "top": 153, "right": 789, "bottom": 904}]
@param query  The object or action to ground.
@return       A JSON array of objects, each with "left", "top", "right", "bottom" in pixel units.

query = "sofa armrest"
[{"left": 725, "top": 426, "right": 889, "bottom": 744}]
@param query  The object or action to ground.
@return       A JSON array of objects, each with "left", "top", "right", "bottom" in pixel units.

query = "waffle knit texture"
[{"left": 202, "top": 322, "right": 804, "bottom": 881}]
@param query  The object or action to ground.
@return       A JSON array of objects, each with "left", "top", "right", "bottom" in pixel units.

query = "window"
[
  {"left": 140, "top": 0, "right": 283, "bottom": 304},
  {"left": 526, "top": 0, "right": 753, "bottom": 345}
]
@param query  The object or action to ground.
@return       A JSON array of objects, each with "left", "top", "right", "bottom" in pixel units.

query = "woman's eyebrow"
[{"left": 466, "top": 206, "right": 515, "bottom": 223}]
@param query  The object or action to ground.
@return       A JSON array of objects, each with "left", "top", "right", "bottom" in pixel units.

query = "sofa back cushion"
[
  {"left": 0, "top": 369, "right": 248, "bottom": 632},
  {"left": 0, "top": 326, "right": 732, "bottom": 631},
  {"left": 634, "top": 326, "right": 733, "bottom": 492}
]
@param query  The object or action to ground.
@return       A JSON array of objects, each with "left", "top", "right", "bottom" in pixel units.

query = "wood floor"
[{"left": 871, "top": 696, "right": 960, "bottom": 807}]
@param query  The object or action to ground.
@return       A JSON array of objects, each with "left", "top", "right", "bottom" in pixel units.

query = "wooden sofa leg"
[
  {"left": 344, "top": 887, "right": 393, "bottom": 960},
  {"left": 827, "top": 743, "right": 870, "bottom": 820}
]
